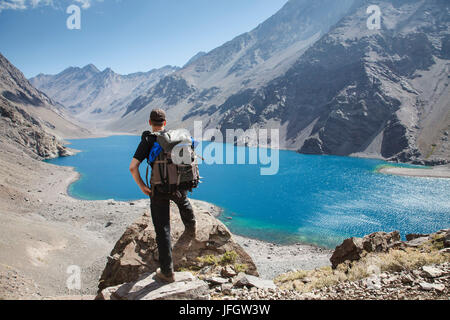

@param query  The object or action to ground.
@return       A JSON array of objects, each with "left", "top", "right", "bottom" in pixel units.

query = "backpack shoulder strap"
[{"left": 143, "top": 131, "right": 157, "bottom": 145}]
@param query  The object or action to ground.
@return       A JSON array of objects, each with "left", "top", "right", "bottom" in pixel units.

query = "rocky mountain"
[
  {"left": 110, "top": 0, "right": 449, "bottom": 164},
  {"left": 30, "top": 64, "right": 179, "bottom": 130},
  {"left": 216, "top": 0, "right": 450, "bottom": 163},
  {"left": 108, "top": 0, "right": 356, "bottom": 133},
  {"left": 0, "top": 53, "right": 89, "bottom": 159}
]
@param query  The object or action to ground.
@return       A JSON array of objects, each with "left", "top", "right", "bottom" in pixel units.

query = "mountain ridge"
[
  {"left": 0, "top": 53, "right": 90, "bottom": 159},
  {"left": 29, "top": 63, "right": 180, "bottom": 129}
]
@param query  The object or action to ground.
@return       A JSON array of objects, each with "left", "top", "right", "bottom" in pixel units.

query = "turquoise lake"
[{"left": 46, "top": 135, "right": 450, "bottom": 249}]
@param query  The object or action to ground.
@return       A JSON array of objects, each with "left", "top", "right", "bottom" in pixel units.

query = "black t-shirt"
[{"left": 133, "top": 131, "right": 156, "bottom": 163}]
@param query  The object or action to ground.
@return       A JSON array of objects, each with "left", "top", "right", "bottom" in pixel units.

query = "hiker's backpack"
[{"left": 145, "top": 129, "right": 201, "bottom": 194}]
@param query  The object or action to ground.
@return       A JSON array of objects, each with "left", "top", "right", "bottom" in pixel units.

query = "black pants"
[{"left": 150, "top": 188, "right": 196, "bottom": 275}]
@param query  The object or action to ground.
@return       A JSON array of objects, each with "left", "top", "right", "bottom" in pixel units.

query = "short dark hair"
[{"left": 150, "top": 109, "right": 166, "bottom": 125}]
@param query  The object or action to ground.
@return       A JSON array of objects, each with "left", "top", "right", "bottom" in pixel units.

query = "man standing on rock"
[{"left": 129, "top": 109, "right": 197, "bottom": 283}]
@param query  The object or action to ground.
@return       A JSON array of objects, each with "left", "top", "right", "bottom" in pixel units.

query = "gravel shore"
[
  {"left": 232, "top": 235, "right": 332, "bottom": 280},
  {"left": 378, "top": 164, "right": 450, "bottom": 179}
]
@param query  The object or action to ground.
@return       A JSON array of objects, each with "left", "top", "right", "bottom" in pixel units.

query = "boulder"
[
  {"left": 97, "top": 203, "right": 258, "bottom": 292},
  {"left": 406, "top": 233, "right": 429, "bottom": 241},
  {"left": 445, "top": 230, "right": 450, "bottom": 248},
  {"left": 205, "top": 277, "right": 229, "bottom": 286},
  {"left": 362, "top": 231, "right": 401, "bottom": 253},
  {"left": 422, "top": 266, "right": 444, "bottom": 278},
  {"left": 221, "top": 266, "right": 237, "bottom": 278},
  {"left": 232, "top": 272, "right": 276, "bottom": 290},
  {"left": 96, "top": 271, "right": 209, "bottom": 300},
  {"left": 330, "top": 232, "right": 401, "bottom": 268},
  {"left": 362, "top": 275, "right": 382, "bottom": 291},
  {"left": 405, "top": 236, "right": 430, "bottom": 248},
  {"left": 330, "top": 237, "right": 364, "bottom": 269},
  {"left": 419, "top": 282, "right": 445, "bottom": 292}
]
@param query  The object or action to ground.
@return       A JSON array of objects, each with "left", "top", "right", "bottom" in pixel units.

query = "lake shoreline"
[{"left": 376, "top": 164, "right": 450, "bottom": 179}]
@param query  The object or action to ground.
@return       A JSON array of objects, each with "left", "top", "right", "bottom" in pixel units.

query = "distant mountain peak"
[
  {"left": 183, "top": 51, "right": 207, "bottom": 68},
  {"left": 82, "top": 64, "right": 100, "bottom": 73}
]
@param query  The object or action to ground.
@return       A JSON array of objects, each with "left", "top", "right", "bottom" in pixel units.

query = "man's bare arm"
[{"left": 129, "top": 158, "right": 152, "bottom": 196}]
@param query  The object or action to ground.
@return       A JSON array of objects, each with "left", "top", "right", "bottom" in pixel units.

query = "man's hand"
[{"left": 141, "top": 186, "right": 152, "bottom": 197}]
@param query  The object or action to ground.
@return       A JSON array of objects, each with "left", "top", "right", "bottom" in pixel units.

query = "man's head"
[{"left": 149, "top": 109, "right": 166, "bottom": 132}]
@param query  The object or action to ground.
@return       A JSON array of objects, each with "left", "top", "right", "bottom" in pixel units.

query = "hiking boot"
[{"left": 156, "top": 268, "right": 175, "bottom": 283}]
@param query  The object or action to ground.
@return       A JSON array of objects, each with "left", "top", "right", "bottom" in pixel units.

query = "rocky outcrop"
[
  {"left": 97, "top": 271, "right": 210, "bottom": 300},
  {"left": 97, "top": 205, "right": 258, "bottom": 292},
  {"left": 330, "top": 237, "right": 364, "bottom": 269},
  {"left": 330, "top": 231, "right": 401, "bottom": 268},
  {"left": 97, "top": 268, "right": 283, "bottom": 301},
  {"left": 275, "top": 228, "right": 449, "bottom": 300},
  {"left": 331, "top": 230, "right": 449, "bottom": 269},
  {"left": 362, "top": 231, "right": 401, "bottom": 253}
]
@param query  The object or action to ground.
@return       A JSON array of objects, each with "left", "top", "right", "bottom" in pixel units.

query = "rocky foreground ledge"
[
  {"left": 96, "top": 205, "right": 450, "bottom": 300},
  {"left": 97, "top": 202, "right": 258, "bottom": 293}
]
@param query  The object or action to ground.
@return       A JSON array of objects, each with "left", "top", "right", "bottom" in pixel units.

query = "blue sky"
[{"left": 0, "top": 0, "right": 288, "bottom": 78}]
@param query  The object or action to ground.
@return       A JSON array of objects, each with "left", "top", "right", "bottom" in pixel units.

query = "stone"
[
  {"left": 97, "top": 209, "right": 258, "bottom": 292},
  {"left": 401, "top": 274, "right": 414, "bottom": 284},
  {"left": 439, "top": 248, "right": 450, "bottom": 254},
  {"left": 205, "top": 277, "right": 229, "bottom": 286},
  {"left": 362, "top": 275, "right": 382, "bottom": 291},
  {"left": 419, "top": 282, "right": 445, "bottom": 292},
  {"left": 406, "top": 233, "right": 429, "bottom": 241},
  {"left": 405, "top": 237, "right": 429, "bottom": 248},
  {"left": 221, "top": 266, "right": 237, "bottom": 278},
  {"left": 232, "top": 273, "right": 276, "bottom": 290},
  {"left": 199, "top": 265, "right": 214, "bottom": 275},
  {"left": 422, "top": 266, "right": 444, "bottom": 278},
  {"left": 221, "top": 283, "right": 233, "bottom": 295},
  {"left": 96, "top": 271, "right": 210, "bottom": 300},
  {"left": 362, "top": 231, "right": 401, "bottom": 253},
  {"left": 330, "top": 237, "right": 364, "bottom": 268},
  {"left": 445, "top": 230, "right": 450, "bottom": 248}
]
